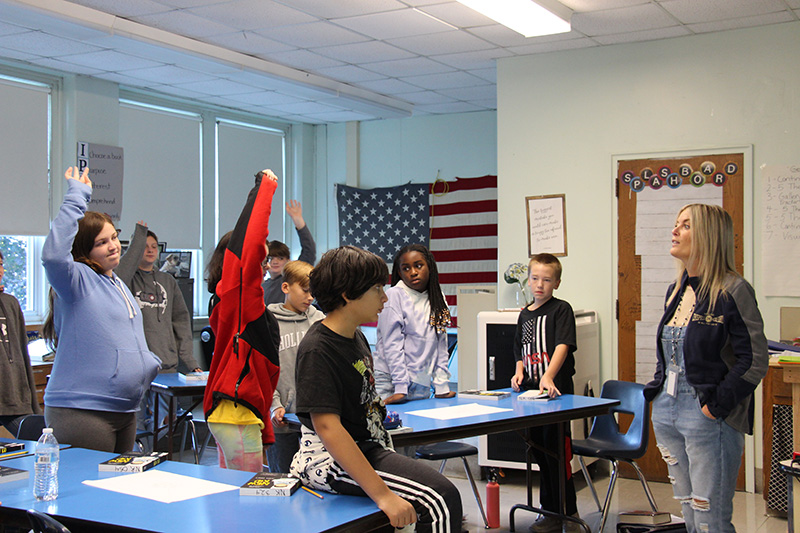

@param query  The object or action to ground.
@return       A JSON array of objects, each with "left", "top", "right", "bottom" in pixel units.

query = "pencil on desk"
[
  {"left": 302, "top": 486, "right": 324, "bottom": 499},
  {"left": 0, "top": 451, "right": 27, "bottom": 459}
]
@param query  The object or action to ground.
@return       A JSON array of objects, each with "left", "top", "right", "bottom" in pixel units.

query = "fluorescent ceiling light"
[{"left": 457, "top": 0, "right": 571, "bottom": 37}]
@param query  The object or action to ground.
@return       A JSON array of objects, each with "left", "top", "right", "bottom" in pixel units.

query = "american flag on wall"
[{"left": 336, "top": 175, "right": 498, "bottom": 325}]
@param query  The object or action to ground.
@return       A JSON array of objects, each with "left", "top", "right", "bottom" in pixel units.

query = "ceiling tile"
[
  {"left": 29, "top": 57, "right": 107, "bottom": 75},
  {"left": 415, "top": 2, "right": 497, "bottom": 29},
  {"left": 561, "top": 0, "right": 652, "bottom": 10},
  {"left": 660, "top": 0, "right": 788, "bottom": 24},
  {"left": 203, "top": 31, "right": 295, "bottom": 56},
  {"left": 132, "top": 10, "right": 238, "bottom": 39},
  {"left": 356, "top": 77, "right": 423, "bottom": 94},
  {"left": 401, "top": 70, "right": 486, "bottom": 90},
  {"left": 314, "top": 40, "right": 415, "bottom": 63},
  {"left": 63, "top": 0, "right": 173, "bottom": 17},
  {"left": 267, "top": 49, "right": 345, "bottom": 70},
  {"left": 312, "top": 64, "right": 386, "bottom": 83},
  {"left": 387, "top": 29, "right": 496, "bottom": 56},
  {"left": 302, "top": 110, "right": 375, "bottom": 123},
  {"left": 414, "top": 101, "right": 482, "bottom": 114},
  {"left": 686, "top": 10, "right": 796, "bottom": 34},
  {"left": 431, "top": 48, "right": 511, "bottom": 70},
  {"left": 150, "top": 0, "right": 232, "bottom": 8},
  {"left": 506, "top": 36, "right": 596, "bottom": 55},
  {"left": 56, "top": 49, "right": 166, "bottom": 71},
  {"left": 467, "top": 67, "right": 496, "bottom": 83},
  {"left": 0, "top": 46, "right": 40, "bottom": 62},
  {"left": 334, "top": 8, "right": 454, "bottom": 40},
  {"left": 787, "top": 0, "right": 800, "bottom": 8},
  {"left": 435, "top": 84, "right": 496, "bottom": 101},
  {"left": 279, "top": 0, "right": 406, "bottom": 19},
  {"left": 394, "top": 90, "right": 456, "bottom": 105},
  {"left": 188, "top": 0, "right": 317, "bottom": 30},
  {"left": 572, "top": 4, "right": 681, "bottom": 36},
  {"left": 222, "top": 91, "right": 307, "bottom": 106},
  {"left": 0, "top": 20, "right": 35, "bottom": 37},
  {"left": 593, "top": 25, "right": 690, "bottom": 45},
  {"left": 260, "top": 21, "right": 369, "bottom": 48},
  {"left": 122, "top": 64, "right": 215, "bottom": 84},
  {"left": 0, "top": 31, "right": 103, "bottom": 57},
  {"left": 362, "top": 56, "right": 455, "bottom": 77},
  {"left": 171, "top": 78, "right": 261, "bottom": 95},
  {"left": 274, "top": 100, "right": 341, "bottom": 114}
]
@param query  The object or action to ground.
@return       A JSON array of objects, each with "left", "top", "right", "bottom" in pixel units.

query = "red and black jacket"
[{"left": 203, "top": 174, "right": 281, "bottom": 444}]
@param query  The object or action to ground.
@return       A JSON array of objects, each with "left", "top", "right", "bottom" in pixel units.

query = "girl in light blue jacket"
[
  {"left": 41, "top": 167, "right": 160, "bottom": 453},
  {"left": 375, "top": 244, "right": 455, "bottom": 404}
]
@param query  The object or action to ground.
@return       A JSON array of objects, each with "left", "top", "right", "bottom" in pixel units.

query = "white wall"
[
  {"left": 498, "top": 22, "right": 800, "bottom": 383},
  {"left": 498, "top": 22, "right": 800, "bottom": 473}
]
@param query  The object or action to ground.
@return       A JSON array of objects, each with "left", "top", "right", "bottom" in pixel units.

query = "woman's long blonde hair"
[{"left": 668, "top": 203, "right": 738, "bottom": 311}]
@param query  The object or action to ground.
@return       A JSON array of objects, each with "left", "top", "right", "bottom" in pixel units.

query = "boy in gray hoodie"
[{"left": 266, "top": 260, "right": 323, "bottom": 472}]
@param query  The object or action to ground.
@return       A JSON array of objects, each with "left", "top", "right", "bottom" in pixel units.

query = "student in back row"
[
  {"left": 267, "top": 260, "right": 324, "bottom": 473},
  {"left": 511, "top": 253, "right": 579, "bottom": 533},
  {"left": 290, "top": 246, "right": 462, "bottom": 533},
  {"left": 117, "top": 223, "right": 201, "bottom": 435},
  {"left": 262, "top": 200, "right": 316, "bottom": 305}
]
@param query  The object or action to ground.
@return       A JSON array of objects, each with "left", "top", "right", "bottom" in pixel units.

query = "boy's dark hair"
[
  {"left": 529, "top": 253, "right": 562, "bottom": 280},
  {"left": 310, "top": 246, "right": 388, "bottom": 313},
  {"left": 267, "top": 240, "right": 290, "bottom": 259},
  {"left": 391, "top": 243, "right": 450, "bottom": 333},
  {"left": 147, "top": 230, "right": 159, "bottom": 242},
  {"left": 205, "top": 230, "right": 232, "bottom": 295}
]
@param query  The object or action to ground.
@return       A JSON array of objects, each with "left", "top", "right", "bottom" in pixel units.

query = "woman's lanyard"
[{"left": 665, "top": 286, "right": 695, "bottom": 396}]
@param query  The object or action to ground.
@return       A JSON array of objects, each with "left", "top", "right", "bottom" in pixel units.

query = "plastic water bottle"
[{"left": 33, "top": 428, "right": 59, "bottom": 501}]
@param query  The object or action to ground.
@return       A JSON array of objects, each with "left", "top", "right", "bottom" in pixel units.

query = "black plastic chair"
[
  {"left": 16, "top": 414, "right": 47, "bottom": 441},
  {"left": 415, "top": 441, "right": 489, "bottom": 528},
  {"left": 27, "top": 509, "right": 71, "bottom": 533},
  {"left": 571, "top": 380, "right": 658, "bottom": 533}
]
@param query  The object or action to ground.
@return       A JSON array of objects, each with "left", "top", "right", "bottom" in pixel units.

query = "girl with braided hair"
[{"left": 375, "top": 244, "right": 456, "bottom": 404}]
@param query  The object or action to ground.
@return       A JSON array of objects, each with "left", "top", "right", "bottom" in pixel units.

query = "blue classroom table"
[{"left": 0, "top": 447, "right": 386, "bottom": 532}]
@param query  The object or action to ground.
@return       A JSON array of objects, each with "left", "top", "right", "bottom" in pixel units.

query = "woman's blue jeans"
[{"left": 652, "top": 386, "right": 744, "bottom": 532}]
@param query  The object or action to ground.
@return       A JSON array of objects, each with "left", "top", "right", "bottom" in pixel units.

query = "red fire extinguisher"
[{"left": 486, "top": 468, "right": 501, "bottom": 528}]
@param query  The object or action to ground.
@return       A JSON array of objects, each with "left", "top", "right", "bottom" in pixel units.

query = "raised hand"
[
  {"left": 64, "top": 166, "right": 92, "bottom": 187},
  {"left": 286, "top": 200, "right": 306, "bottom": 229}
]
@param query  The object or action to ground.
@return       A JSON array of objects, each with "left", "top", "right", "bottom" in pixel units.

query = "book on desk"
[
  {"left": 0, "top": 464, "right": 29, "bottom": 483},
  {"left": 240, "top": 472, "right": 301, "bottom": 496},
  {"left": 0, "top": 442, "right": 26, "bottom": 455},
  {"left": 179, "top": 371, "right": 210, "bottom": 382},
  {"left": 99, "top": 452, "right": 168, "bottom": 472},
  {"left": 517, "top": 390, "right": 553, "bottom": 401},
  {"left": 458, "top": 390, "right": 510, "bottom": 400}
]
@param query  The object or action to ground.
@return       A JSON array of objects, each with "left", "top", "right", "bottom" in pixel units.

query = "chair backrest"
[
  {"left": 27, "top": 509, "right": 71, "bottom": 533},
  {"left": 200, "top": 325, "right": 215, "bottom": 368},
  {"left": 586, "top": 379, "right": 650, "bottom": 459},
  {"left": 16, "top": 414, "right": 47, "bottom": 441}
]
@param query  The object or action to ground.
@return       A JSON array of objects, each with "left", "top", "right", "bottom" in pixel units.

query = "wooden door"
[{"left": 617, "top": 151, "right": 744, "bottom": 485}]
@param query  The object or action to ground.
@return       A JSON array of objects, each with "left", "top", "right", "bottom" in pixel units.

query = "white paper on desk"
[
  {"left": 82, "top": 469, "right": 238, "bottom": 503},
  {"left": 405, "top": 403, "right": 512, "bottom": 420}
]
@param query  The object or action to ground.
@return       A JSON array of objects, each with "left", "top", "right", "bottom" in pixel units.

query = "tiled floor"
[{"left": 184, "top": 431, "right": 788, "bottom": 533}]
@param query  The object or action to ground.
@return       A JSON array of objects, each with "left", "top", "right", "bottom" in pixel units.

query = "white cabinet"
[{"left": 476, "top": 309, "right": 600, "bottom": 472}]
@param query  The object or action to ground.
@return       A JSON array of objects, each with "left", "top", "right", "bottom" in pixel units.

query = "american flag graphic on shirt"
[{"left": 520, "top": 314, "right": 550, "bottom": 382}]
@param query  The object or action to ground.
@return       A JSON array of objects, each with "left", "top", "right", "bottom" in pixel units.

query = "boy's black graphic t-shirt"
[
  {"left": 512, "top": 297, "right": 577, "bottom": 391},
  {"left": 295, "top": 321, "right": 390, "bottom": 448}
]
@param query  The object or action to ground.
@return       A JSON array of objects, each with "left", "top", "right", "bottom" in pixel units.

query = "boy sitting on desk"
[
  {"left": 510, "top": 253, "right": 579, "bottom": 533},
  {"left": 289, "top": 246, "right": 462, "bottom": 533}
]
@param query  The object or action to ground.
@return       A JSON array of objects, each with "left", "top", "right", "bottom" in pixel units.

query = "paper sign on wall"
[
  {"left": 77, "top": 141, "right": 124, "bottom": 221},
  {"left": 526, "top": 194, "right": 567, "bottom": 257}
]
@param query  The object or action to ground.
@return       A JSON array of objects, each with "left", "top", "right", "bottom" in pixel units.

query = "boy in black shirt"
[
  {"left": 290, "top": 246, "right": 462, "bottom": 533},
  {"left": 511, "top": 253, "right": 578, "bottom": 533}
]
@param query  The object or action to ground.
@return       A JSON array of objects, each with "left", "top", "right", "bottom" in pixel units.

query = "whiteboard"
[{"left": 761, "top": 165, "right": 800, "bottom": 296}]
